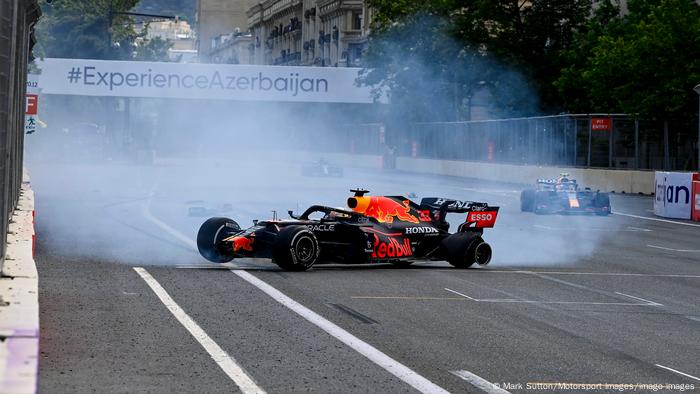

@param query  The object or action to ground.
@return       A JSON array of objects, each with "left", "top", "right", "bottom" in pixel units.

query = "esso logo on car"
[{"left": 470, "top": 213, "right": 493, "bottom": 221}]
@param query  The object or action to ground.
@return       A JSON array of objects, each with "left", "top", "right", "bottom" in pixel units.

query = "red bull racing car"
[
  {"left": 197, "top": 189, "right": 499, "bottom": 271},
  {"left": 520, "top": 173, "right": 611, "bottom": 215}
]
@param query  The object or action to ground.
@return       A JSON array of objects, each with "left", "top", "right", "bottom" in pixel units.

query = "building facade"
[
  {"left": 247, "top": 0, "right": 371, "bottom": 67},
  {"left": 196, "top": 0, "right": 257, "bottom": 62}
]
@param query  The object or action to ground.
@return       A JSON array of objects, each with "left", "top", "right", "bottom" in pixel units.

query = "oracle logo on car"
[{"left": 308, "top": 224, "right": 335, "bottom": 232}]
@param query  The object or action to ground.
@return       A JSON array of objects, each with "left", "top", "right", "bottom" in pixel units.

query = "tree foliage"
[
  {"left": 362, "top": 0, "right": 593, "bottom": 120},
  {"left": 35, "top": 0, "right": 173, "bottom": 62},
  {"left": 556, "top": 0, "right": 700, "bottom": 123},
  {"left": 362, "top": 0, "right": 700, "bottom": 129}
]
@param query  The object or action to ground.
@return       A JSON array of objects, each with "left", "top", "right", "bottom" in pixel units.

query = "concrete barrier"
[
  {"left": 318, "top": 153, "right": 656, "bottom": 194},
  {"left": 692, "top": 181, "right": 700, "bottom": 222},
  {"left": 0, "top": 173, "right": 38, "bottom": 394}
]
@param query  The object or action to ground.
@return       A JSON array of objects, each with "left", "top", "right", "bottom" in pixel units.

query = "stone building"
[
  {"left": 247, "top": 0, "right": 371, "bottom": 67},
  {"left": 197, "top": 0, "right": 257, "bottom": 62}
]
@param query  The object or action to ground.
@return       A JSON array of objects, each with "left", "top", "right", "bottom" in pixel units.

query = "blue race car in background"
[{"left": 520, "top": 173, "right": 611, "bottom": 215}]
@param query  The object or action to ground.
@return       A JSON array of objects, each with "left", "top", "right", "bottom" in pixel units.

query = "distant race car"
[
  {"left": 301, "top": 159, "right": 343, "bottom": 177},
  {"left": 520, "top": 173, "right": 611, "bottom": 215},
  {"left": 197, "top": 189, "right": 500, "bottom": 271}
]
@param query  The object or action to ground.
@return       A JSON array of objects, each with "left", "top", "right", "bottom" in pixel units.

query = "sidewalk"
[{"left": 0, "top": 174, "right": 38, "bottom": 394}]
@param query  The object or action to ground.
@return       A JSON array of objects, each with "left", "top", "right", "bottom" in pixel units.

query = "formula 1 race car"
[
  {"left": 301, "top": 159, "right": 343, "bottom": 177},
  {"left": 520, "top": 173, "right": 610, "bottom": 215},
  {"left": 197, "top": 190, "right": 499, "bottom": 271}
]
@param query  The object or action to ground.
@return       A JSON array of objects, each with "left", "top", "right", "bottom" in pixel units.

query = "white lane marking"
[
  {"left": 647, "top": 245, "right": 700, "bottom": 253},
  {"left": 133, "top": 267, "right": 265, "bottom": 394},
  {"left": 444, "top": 287, "right": 478, "bottom": 301},
  {"left": 450, "top": 370, "right": 512, "bottom": 394},
  {"left": 613, "top": 211, "right": 700, "bottom": 227},
  {"left": 232, "top": 270, "right": 449, "bottom": 394},
  {"left": 444, "top": 288, "right": 652, "bottom": 306},
  {"left": 655, "top": 364, "right": 700, "bottom": 382},
  {"left": 626, "top": 226, "right": 652, "bottom": 232},
  {"left": 435, "top": 270, "right": 700, "bottom": 279},
  {"left": 534, "top": 224, "right": 652, "bottom": 232},
  {"left": 143, "top": 200, "right": 198, "bottom": 250},
  {"left": 614, "top": 292, "right": 663, "bottom": 306}
]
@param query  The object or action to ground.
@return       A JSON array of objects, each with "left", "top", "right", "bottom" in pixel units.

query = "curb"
[{"left": 0, "top": 173, "right": 38, "bottom": 394}]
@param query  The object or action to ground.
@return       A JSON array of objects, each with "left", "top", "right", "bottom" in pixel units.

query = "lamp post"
[{"left": 695, "top": 84, "right": 700, "bottom": 171}]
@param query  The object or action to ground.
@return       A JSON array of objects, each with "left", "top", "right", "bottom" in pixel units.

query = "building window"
[{"left": 352, "top": 11, "right": 362, "bottom": 30}]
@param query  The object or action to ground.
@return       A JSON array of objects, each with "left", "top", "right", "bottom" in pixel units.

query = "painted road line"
[
  {"left": 232, "top": 270, "right": 449, "bottom": 394},
  {"left": 435, "top": 270, "right": 700, "bottom": 279},
  {"left": 613, "top": 211, "right": 700, "bottom": 227},
  {"left": 655, "top": 364, "right": 700, "bottom": 382},
  {"left": 133, "top": 267, "right": 265, "bottom": 394},
  {"left": 444, "top": 288, "right": 653, "bottom": 306},
  {"left": 614, "top": 292, "right": 663, "bottom": 306},
  {"left": 647, "top": 245, "right": 700, "bottom": 253},
  {"left": 450, "top": 370, "right": 512, "bottom": 394},
  {"left": 444, "top": 287, "right": 478, "bottom": 301}
]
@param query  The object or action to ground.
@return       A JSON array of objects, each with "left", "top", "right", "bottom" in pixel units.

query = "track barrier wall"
[
  {"left": 692, "top": 181, "right": 700, "bottom": 222},
  {"left": 653, "top": 172, "right": 699, "bottom": 220}
]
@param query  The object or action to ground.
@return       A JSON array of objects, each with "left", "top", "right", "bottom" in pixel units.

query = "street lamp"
[{"left": 695, "top": 83, "right": 700, "bottom": 171}]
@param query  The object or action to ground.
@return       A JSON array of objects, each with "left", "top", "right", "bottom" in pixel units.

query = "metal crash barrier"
[{"left": 0, "top": 0, "right": 41, "bottom": 272}]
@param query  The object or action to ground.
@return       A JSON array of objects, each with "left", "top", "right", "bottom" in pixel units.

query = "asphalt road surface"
[{"left": 31, "top": 156, "right": 700, "bottom": 393}]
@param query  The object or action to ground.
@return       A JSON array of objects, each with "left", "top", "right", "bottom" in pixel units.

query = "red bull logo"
[
  {"left": 371, "top": 235, "right": 413, "bottom": 258},
  {"left": 348, "top": 196, "right": 419, "bottom": 224}
]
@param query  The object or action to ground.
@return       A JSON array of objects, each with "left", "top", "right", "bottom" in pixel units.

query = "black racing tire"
[
  {"left": 197, "top": 217, "right": 240, "bottom": 263},
  {"left": 272, "top": 226, "right": 320, "bottom": 271},
  {"left": 520, "top": 189, "right": 536, "bottom": 212},
  {"left": 593, "top": 193, "right": 611, "bottom": 216},
  {"left": 441, "top": 232, "right": 483, "bottom": 268},
  {"left": 533, "top": 191, "right": 549, "bottom": 215}
]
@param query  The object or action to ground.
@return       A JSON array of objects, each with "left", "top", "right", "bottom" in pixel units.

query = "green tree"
[
  {"left": 134, "top": 36, "right": 173, "bottom": 61},
  {"left": 361, "top": 0, "right": 594, "bottom": 121},
  {"left": 36, "top": 0, "right": 141, "bottom": 60},
  {"left": 557, "top": 0, "right": 700, "bottom": 122}
]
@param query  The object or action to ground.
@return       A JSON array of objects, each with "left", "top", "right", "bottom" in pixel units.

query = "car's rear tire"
[
  {"left": 197, "top": 217, "right": 240, "bottom": 263},
  {"left": 593, "top": 193, "right": 611, "bottom": 216},
  {"left": 441, "top": 232, "right": 487, "bottom": 268},
  {"left": 273, "top": 226, "right": 320, "bottom": 271},
  {"left": 520, "top": 189, "right": 536, "bottom": 212}
]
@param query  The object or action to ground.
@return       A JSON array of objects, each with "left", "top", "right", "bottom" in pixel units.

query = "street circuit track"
[{"left": 32, "top": 158, "right": 700, "bottom": 393}]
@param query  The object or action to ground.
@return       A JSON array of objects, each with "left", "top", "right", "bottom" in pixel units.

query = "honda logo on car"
[{"left": 405, "top": 226, "right": 439, "bottom": 235}]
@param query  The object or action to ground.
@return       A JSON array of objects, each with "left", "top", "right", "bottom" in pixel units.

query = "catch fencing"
[
  {"left": 0, "top": 0, "right": 41, "bottom": 271},
  {"left": 334, "top": 115, "right": 698, "bottom": 171}
]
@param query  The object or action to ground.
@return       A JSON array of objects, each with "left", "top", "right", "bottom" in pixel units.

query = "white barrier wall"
[
  {"left": 654, "top": 172, "right": 696, "bottom": 219},
  {"left": 320, "top": 153, "right": 656, "bottom": 194}
]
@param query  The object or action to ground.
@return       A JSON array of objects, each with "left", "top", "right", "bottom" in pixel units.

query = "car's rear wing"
[{"left": 420, "top": 198, "right": 500, "bottom": 228}]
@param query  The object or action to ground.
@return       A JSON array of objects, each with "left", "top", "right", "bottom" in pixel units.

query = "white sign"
[
  {"left": 654, "top": 171, "right": 694, "bottom": 219},
  {"left": 25, "top": 77, "right": 40, "bottom": 134},
  {"left": 34, "top": 58, "right": 379, "bottom": 103}
]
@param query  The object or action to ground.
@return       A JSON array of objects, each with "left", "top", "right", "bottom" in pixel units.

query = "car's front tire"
[
  {"left": 197, "top": 217, "right": 240, "bottom": 263},
  {"left": 272, "top": 226, "right": 320, "bottom": 271},
  {"left": 520, "top": 189, "right": 536, "bottom": 212}
]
